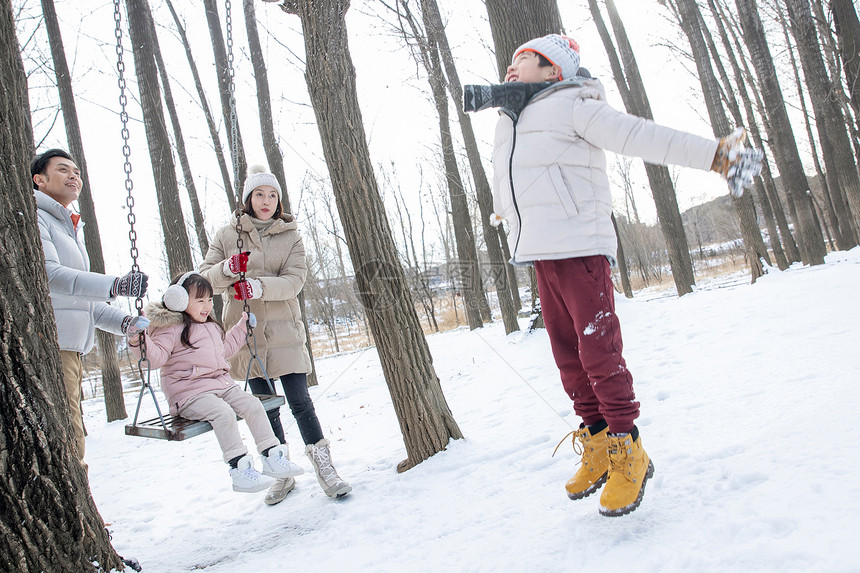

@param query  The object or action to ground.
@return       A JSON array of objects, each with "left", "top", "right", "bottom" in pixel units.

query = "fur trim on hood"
[{"left": 144, "top": 301, "right": 185, "bottom": 329}]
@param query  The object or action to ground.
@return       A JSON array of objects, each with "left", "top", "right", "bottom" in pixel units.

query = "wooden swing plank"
[{"left": 125, "top": 394, "right": 285, "bottom": 441}]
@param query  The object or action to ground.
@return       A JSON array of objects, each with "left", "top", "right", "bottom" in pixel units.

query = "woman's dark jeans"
[{"left": 248, "top": 373, "right": 323, "bottom": 445}]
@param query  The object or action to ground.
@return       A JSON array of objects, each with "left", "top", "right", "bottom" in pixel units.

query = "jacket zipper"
[{"left": 504, "top": 112, "right": 523, "bottom": 262}]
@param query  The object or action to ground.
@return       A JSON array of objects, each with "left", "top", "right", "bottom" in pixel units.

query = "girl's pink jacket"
[{"left": 129, "top": 301, "right": 249, "bottom": 415}]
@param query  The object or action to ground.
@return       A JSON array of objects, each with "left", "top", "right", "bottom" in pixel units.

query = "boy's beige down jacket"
[
  {"left": 492, "top": 79, "right": 719, "bottom": 264},
  {"left": 200, "top": 212, "right": 311, "bottom": 381}
]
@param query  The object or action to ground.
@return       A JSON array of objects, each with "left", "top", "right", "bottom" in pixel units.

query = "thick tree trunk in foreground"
[
  {"left": 42, "top": 0, "right": 127, "bottom": 421},
  {"left": 0, "top": 2, "right": 122, "bottom": 569},
  {"left": 274, "top": 0, "right": 462, "bottom": 471}
]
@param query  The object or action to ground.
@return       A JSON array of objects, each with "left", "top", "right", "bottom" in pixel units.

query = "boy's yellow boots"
[
  {"left": 599, "top": 430, "right": 654, "bottom": 517},
  {"left": 564, "top": 424, "right": 609, "bottom": 500}
]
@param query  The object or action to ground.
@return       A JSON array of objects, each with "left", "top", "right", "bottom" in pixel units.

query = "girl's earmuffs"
[{"left": 161, "top": 271, "right": 199, "bottom": 312}]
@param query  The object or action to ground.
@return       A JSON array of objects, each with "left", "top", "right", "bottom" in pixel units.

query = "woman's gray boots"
[{"left": 305, "top": 438, "right": 352, "bottom": 498}]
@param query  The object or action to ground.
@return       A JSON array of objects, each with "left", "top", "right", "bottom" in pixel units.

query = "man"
[{"left": 32, "top": 148, "right": 148, "bottom": 467}]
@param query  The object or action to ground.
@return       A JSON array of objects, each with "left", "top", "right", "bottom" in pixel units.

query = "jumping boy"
[{"left": 466, "top": 34, "right": 760, "bottom": 516}]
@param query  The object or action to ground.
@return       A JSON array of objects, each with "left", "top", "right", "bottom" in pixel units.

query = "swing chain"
[
  {"left": 114, "top": 0, "right": 146, "bottom": 359},
  {"left": 224, "top": 0, "right": 252, "bottom": 326}
]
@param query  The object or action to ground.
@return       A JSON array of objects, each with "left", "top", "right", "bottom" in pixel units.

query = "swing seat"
[{"left": 124, "top": 394, "right": 285, "bottom": 441}]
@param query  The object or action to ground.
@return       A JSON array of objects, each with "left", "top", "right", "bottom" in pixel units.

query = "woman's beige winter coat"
[
  {"left": 492, "top": 78, "right": 719, "bottom": 264},
  {"left": 200, "top": 212, "right": 311, "bottom": 380}
]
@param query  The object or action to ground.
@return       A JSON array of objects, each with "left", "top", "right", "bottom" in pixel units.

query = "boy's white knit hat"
[
  {"left": 242, "top": 164, "right": 282, "bottom": 204},
  {"left": 513, "top": 34, "right": 581, "bottom": 81}
]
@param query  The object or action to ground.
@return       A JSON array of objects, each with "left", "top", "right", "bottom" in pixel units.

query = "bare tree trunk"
[
  {"left": 166, "top": 0, "right": 236, "bottom": 211},
  {"left": 735, "top": 0, "right": 825, "bottom": 265},
  {"left": 702, "top": 0, "right": 789, "bottom": 270},
  {"left": 785, "top": 0, "right": 860, "bottom": 244},
  {"left": 832, "top": 0, "right": 860, "bottom": 120},
  {"left": 42, "top": 0, "right": 127, "bottom": 421},
  {"left": 611, "top": 213, "right": 633, "bottom": 297},
  {"left": 398, "top": 5, "right": 484, "bottom": 329},
  {"left": 419, "top": 0, "right": 520, "bottom": 333},
  {"left": 0, "top": 1, "right": 123, "bottom": 567},
  {"left": 669, "top": 0, "right": 770, "bottom": 282},
  {"left": 126, "top": 0, "right": 195, "bottom": 278},
  {"left": 203, "top": 0, "right": 247, "bottom": 195},
  {"left": 590, "top": 0, "right": 696, "bottom": 295},
  {"left": 243, "top": 0, "right": 318, "bottom": 384},
  {"left": 711, "top": 0, "right": 801, "bottom": 264},
  {"left": 273, "top": 0, "right": 463, "bottom": 471},
  {"left": 781, "top": 5, "right": 845, "bottom": 251},
  {"left": 143, "top": 0, "right": 209, "bottom": 256}
]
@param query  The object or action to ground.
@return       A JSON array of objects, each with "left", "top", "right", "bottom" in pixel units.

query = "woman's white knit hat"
[
  {"left": 242, "top": 164, "right": 282, "bottom": 204},
  {"left": 513, "top": 34, "right": 581, "bottom": 81}
]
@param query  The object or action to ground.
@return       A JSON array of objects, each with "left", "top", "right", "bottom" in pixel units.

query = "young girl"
[
  {"left": 127, "top": 271, "right": 304, "bottom": 493},
  {"left": 201, "top": 165, "right": 351, "bottom": 505}
]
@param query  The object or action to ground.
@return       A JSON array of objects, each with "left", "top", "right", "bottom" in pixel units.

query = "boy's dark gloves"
[
  {"left": 463, "top": 82, "right": 553, "bottom": 116},
  {"left": 111, "top": 271, "right": 148, "bottom": 298}
]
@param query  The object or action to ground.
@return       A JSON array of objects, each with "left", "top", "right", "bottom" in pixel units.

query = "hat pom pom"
[{"left": 248, "top": 164, "right": 269, "bottom": 176}]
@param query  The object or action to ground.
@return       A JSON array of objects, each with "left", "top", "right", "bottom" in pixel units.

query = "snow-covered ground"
[{"left": 86, "top": 248, "right": 860, "bottom": 572}]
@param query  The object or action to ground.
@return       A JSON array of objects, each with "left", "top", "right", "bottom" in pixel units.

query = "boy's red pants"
[{"left": 534, "top": 255, "right": 639, "bottom": 434}]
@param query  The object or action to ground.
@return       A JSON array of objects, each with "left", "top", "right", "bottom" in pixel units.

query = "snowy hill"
[{"left": 87, "top": 247, "right": 860, "bottom": 572}]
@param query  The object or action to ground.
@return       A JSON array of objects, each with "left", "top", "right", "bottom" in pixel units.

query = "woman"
[{"left": 200, "top": 165, "right": 351, "bottom": 505}]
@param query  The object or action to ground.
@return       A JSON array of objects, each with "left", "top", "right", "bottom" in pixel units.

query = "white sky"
[{"left": 17, "top": 0, "right": 817, "bottom": 294}]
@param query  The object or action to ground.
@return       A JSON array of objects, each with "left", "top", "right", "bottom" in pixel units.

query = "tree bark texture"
[
  {"left": 203, "top": 0, "right": 248, "bottom": 198},
  {"left": 410, "top": 8, "right": 485, "bottom": 329},
  {"left": 671, "top": 0, "right": 771, "bottom": 281},
  {"left": 710, "top": 0, "right": 802, "bottom": 264},
  {"left": 700, "top": 0, "right": 789, "bottom": 269},
  {"left": 126, "top": 0, "right": 195, "bottom": 279},
  {"left": 484, "top": 0, "right": 564, "bottom": 82},
  {"left": 611, "top": 213, "right": 633, "bottom": 297},
  {"left": 42, "top": 0, "right": 128, "bottom": 422},
  {"left": 166, "top": 0, "right": 237, "bottom": 211},
  {"left": 419, "top": 0, "right": 520, "bottom": 333},
  {"left": 243, "top": 0, "right": 318, "bottom": 385},
  {"left": 779, "top": 5, "right": 847, "bottom": 252},
  {"left": 832, "top": 0, "right": 860, "bottom": 118},
  {"left": 1, "top": 2, "right": 122, "bottom": 568},
  {"left": 735, "top": 0, "right": 826, "bottom": 265},
  {"left": 143, "top": 0, "right": 210, "bottom": 256},
  {"left": 276, "top": 0, "right": 463, "bottom": 470},
  {"left": 785, "top": 0, "right": 860, "bottom": 245},
  {"left": 592, "top": 0, "right": 696, "bottom": 295}
]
